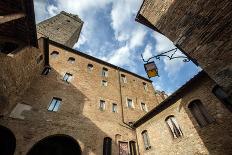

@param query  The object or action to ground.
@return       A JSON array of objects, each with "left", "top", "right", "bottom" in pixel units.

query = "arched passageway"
[
  {"left": 0, "top": 125, "right": 16, "bottom": 155},
  {"left": 27, "top": 134, "right": 81, "bottom": 155}
]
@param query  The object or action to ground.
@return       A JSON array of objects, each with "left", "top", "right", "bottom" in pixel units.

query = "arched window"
[
  {"left": 102, "top": 67, "right": 108, "bottom": 77},
  {"left": 141, "top": 130, "right": 151, "bottom": 150},
  {"left": 212, "top": 85, "right": 232, "bottom": 112},
  {"left": 129, "top": 141, "right": 137, "bottom": 155},
  {"left": 68, "top": 57, "right": 75, "bottom": 64},
  {"left": 103, "top": 137, "right": 112, "bottom": 155},
  {"left": 50, "top": 51, "right": 59, "bottom": 58},
  {"left": 188, "top": 100, "right": 214, "bottom": 127},
  {"left": 165, "top": 115, "right": 183, "bottom": 138}
]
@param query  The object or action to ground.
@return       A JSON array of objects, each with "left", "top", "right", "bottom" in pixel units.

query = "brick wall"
[
  {"left": 138, "top": 0, "right": 232, "bottom": 94},
  {"left": 136, "top": 74, "right": 232, "bottom": 155}
]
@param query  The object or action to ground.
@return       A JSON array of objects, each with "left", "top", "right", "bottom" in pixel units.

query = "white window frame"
[
  {"left": 121, "top": 74, "right": 127, "bottom": 83},
  {"left": 102, "top": 80, "right": 108, "bottom": 87},
  {"left": 48, "top": 97, "right": 62, "bottom": 112},
  {"left": 112, "top": 103, "right": 117, "bottom": 113},
  {"left": 102, "top": 68, "right": 108, "bottom": 77},
  {"left": 141, "top": 102, "right": 148, "bottom": 112},
  {"left": 143, "top": 82, "right": 148, "bottom": 91},
  {"left": 63, "top": 73, "right": 73, "bottom": 83},
  {"left": 99, "top": 100, "right": 106, "bottom": 111},
  {"left": 126, "top": 98, "right": 134, "bottom": 108}
]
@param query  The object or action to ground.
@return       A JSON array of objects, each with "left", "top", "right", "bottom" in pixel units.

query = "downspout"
[
  {"left": 117, "top": 67, "right": 132, "bottom": 128},
  {"left": 117, "top": 67, "right": 140, "bottom": 155}
]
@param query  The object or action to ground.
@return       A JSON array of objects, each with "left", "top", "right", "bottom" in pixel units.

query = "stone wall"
[
  {"left": 136, "top": 74, "right": 232, "bottom": 155},
  {"left": 138, "top": 0, "right": 232, "bottom": 94},
  {"left": 37, "top": 11, "right": 83, "bottom": 48},
  {"left": 0, "top": 39, "right": 44, "bottom": 115},
  {"left": 0, "top": 40, "right": 161, "bottom": 154}
]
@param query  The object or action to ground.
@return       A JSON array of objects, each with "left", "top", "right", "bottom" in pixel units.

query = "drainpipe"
[
  {"left": 117, "top": 67, "right": 132, "bottom": 128},
  {"left": 117, "top": 67, "right": 140, "bottom": 155}
]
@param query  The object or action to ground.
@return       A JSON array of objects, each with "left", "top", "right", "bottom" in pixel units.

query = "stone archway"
[
  {"left": 26, "top": 134, "right": 81, "bottom": 155},
  {"left": 0, "top": 125, "right": 16, "bottom": 155}
]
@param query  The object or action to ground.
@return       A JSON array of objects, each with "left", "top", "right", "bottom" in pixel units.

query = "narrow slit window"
[
  {"left": 63, "top": 73, "right": 72, "bottom": 83},
  {"left": 42, "top": 66, "right": 51, "bottom": 75},
  {"left": 100, "top": 100, "right": 106, "bottom": 111},
  {"left": 143, "top": 82, "right": 148, "bottom": 91},
  {"left": 112, "top": 103, "right": 117, "bottom": 113},
  {"left": 102, "top": 68, "right": 108, "bottom": 77},
  {"left": 127, "top": 99, "right": 133, "bottom": 108},
  {"left": 48, "top": 97, "right": 62, "bottom": 112},
  {"left": 165, "top": 116, "right": 183, "bottom": 138},
  {"left": 121, "top": 74, "right": 127, "bottom": 83},
  {"left": 141, "top": 130, "right": 151, "bottom": 150},
  {"left": 141, "top": 103, "right": 147, "bottom": 112}
]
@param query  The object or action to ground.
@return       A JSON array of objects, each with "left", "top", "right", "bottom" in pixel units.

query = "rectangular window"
[
  {"left": 121, "top": 74, "right": 127, "bottom": 83},
  {"left": 127, "top": 99, "right": 133, "bottom": 108},
  {"left": 102, "top": 80, "right": 108, "bottom": 86},
  {"left": 99, "top": 100, "right": 106, "bottom": 111},
  {"left": 48, "top": 97, "right": 62, "bottom": 112},
  {"left": 143, "top": 82, "right": 148, "bottom": 91},
  {"left": 42, "top": 66, "right": 51, "bottom": 75},
  {"left": 102, "top": 68, "right": 108, "bottom": 77},
  {"left": 112, "top": 103, "right": 117, "bottom": 113},
  {"left": 142, "top": 131, "right": 151, "bottom": 150},
  {"left": 63, "top": 73, "right": 72, "bottom": 83},
  {"left": 141, "top": 103, "right": 147, "bottom": 112}
]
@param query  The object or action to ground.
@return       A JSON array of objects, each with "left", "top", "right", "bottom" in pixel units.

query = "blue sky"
[{"left": 34, "top": 0, "right": 200, "bottom": 95}]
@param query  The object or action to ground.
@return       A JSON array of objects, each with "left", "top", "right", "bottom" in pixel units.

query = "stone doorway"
[{"left": 0, "top": 125, "right": 16, "bottom": 155}]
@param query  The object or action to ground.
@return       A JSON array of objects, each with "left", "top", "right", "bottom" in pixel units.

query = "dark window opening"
[
  {"left": 212, "top": 85, "right": 232, "bottom": 112},
  {"left": 188, "top": 100, "right": 214, "bottom": 127},
  {"left": 51, "top": 51, "right": 59, "bottom": 58},
  {"left": 129, "top": 141, "right": 137, "bottom": 155},
  {"left": 68, "top": 57, "right": 75, "bottom": 64},
  {"left": 0, "top": 125, "right": 16, "bottom": 155},
  {"left": 0, "top": 42, "right": 18, "bottom": 54},
  {"left": 87, "top": 64, "right": 93, "bottom": 71},
  {"left": 103, "top": 137, "right": 112, "bottom": 155}
]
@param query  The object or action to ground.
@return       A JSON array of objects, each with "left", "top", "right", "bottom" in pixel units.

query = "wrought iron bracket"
[{"left": 141, "top": 47, "right": 190, "bottom": 63}]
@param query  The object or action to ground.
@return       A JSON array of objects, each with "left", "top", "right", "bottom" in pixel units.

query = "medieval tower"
[{"left": 37, "top": 11, "right": 83, "bottom": 48}]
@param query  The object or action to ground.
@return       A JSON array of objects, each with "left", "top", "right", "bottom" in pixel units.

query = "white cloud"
[
  {"left": 34, "top": 0, "right": 48, "bottom": 23},
  {"left": 129, "top": 28, "right": 147, "bottom": 49},
  {"left": 142, "top": 44, "right": 153, "bottom": 60},
  {"left": 73, "top": 34, "right": 87, "bottom": 49},
  {"left": 47, "top": 4, "right": 58, "bottom": 17},
  {"left": 108, "top": 45, "right": 131, "bottom": 66},
  {"left": 110, "top": 0, "right": 142, "bottom": 41}
]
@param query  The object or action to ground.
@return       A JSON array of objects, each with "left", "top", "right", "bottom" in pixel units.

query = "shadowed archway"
[
  {"left": 0, "top": 125, "right": 16, "bottom": 155},
  {"left": 26, "top": 134, "right": 81, "bottom": 155}
]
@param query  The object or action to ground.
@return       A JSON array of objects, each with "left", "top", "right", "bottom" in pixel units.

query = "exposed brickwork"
[
  {"left": 135, "top": 74, "right": 232, "bottom": 155},
  {"left": 0, "top": 38, "right": 160, "bottom": 155},
  {"left": 138, "top": 0, "right": 232, "bottom": 94},
  {"left": 37, "top": 11, "right": 83, "bottom": 48}
]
